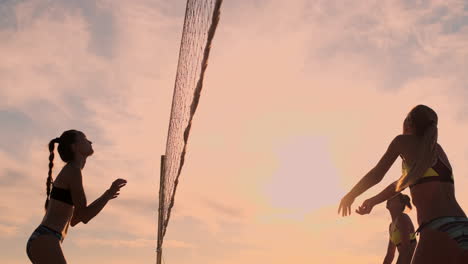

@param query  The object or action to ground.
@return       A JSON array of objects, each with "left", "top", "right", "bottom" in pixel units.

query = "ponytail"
[
  {"left": 45, "top": 138, "right": 60, "bottom": 211},
  {"left": 396, "top": 122, "right": 438, "bottom": 191},
  {"left": 400, "top": 194, "right": 412, "bottom": 210}
]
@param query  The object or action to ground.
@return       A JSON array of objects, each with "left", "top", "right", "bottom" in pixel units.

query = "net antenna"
[{"left": 156, "top": 1, "right": 223, "bottom": 263}]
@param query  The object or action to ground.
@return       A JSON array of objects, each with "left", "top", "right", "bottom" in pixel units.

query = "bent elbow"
[
  {"left": 70, "top": 221, "right": 78, "bottom": 227},
  {"left": 71, "top": 218, "right": 89, "bottom": 226},
  {"left": 71, "top": 211, "right": 86, "bottom": 226},
  {"left": 70, "top": 218, "right": 81, "bottom": 227}
]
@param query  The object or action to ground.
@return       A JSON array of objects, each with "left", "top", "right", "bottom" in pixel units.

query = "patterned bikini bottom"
[{"left": 416, "top": 216, "right": 468, "bottom": 250}]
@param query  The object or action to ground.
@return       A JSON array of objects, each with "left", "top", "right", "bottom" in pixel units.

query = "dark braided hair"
[{"left": 45, "top": 130, "right": 79, "bottom": 211}]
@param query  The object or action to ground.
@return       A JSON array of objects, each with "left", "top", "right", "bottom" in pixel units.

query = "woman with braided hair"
[
  {"left": 26, "top": 130, "right": 127, "bottom": 263},
  {"left": 338, "top": 105, "right": 468, "bottom": 263}
]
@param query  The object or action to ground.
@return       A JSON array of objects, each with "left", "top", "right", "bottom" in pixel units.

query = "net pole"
[{"left": 156, "top": 155, "right": 166, "bottom": 264}]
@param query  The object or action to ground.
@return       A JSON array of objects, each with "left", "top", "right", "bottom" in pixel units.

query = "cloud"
[
  {"left": 0, "top": 223, "right": 18, "bottom": 237},
  {"left": 0, "top": 109, "right": 37, "bottom": 158},
  {"left": 0, "top": 169, "right": 27, "bottom": 185},
  {"left": 0, "top": 0, "right": 18, "bottom": 31},
  {"left": 263, "top": 135, "right": 343, "bottom": 215},
  {"left": 165, "top": 239, "right": 196, "bottom": 249},
  {"left": 74, "top": 237, "right": 154, "bottom": 248},
  {"left": 201, "top": 197, "right": 246, "bottom": 219},
  {"left": 1, "top": 0, "right": 468, "bottom": 263}
]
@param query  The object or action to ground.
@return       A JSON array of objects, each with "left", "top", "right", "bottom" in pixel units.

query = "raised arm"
[
  {"left": 69, "top": 168, "right": 126, "bottom": 226},
  {"left": 338, "top": 135, "right": 402, "bottom": 216},
  {"left": 356, "top": 181, "right": 400, "bottom": 215}
]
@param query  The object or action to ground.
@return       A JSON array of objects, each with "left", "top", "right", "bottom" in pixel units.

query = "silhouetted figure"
[
  {"left": 338, "top": 105, "right": 468, "bottom": 263},
  {"left": 364, "top": 193, "right": 416, "bottom": 264},
  {"left": 26, "top": 130, "right": 127, "bottom": 263}
]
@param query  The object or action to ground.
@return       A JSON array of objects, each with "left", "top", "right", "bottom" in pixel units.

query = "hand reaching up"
[
  {"left": 355, "top": 198, "right": 375, "bottom": 215},
  {"left": 105, "top": 178, "right": 127, "bottom": 200}
]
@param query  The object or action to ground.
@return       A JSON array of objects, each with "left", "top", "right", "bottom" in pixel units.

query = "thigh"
[
  {"left": 411, "top": 228, "right": 460, "bottom": 264},
  {"left": 28, "top": 234, "right": 67, "bottom": 264}
]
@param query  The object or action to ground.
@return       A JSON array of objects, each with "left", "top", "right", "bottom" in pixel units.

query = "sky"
[{"left": 1, "top": 0, "right": 468, "bottom": 263}]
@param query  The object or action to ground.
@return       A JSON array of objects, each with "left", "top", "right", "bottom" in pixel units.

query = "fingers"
[
  {"left": 112, "top": 179, "right": 127, "bottom": 186},
  {"left": 355, "top": 205, "right": 370, "bottom": 215},
  {"left": 116, "top": 179, "right": 127, "bottom": 185},
  {"left": 338, "top": 203, "right": 351, "bottom": 217},
  {"left": 112, "top": 183, "right": 126, "bottom": 190},
  {"left": 107, "top": 179, "right": 127, "bottom": 200},
  {"left": 340, "top": 206, "right": 349, "bottom": 217},
  {"left": 108, "top": 191, "right": 120, "bottom": 199},
  {"left": 338, "top": 203, "right": 348, "bottom": 216},
  {"left": 338, "top": 197, "right": 354, "bottom": 217},
  {"left": 111, "top": 179, "right": 127, "bottom": 191},
  {"left": 116, "top": 178, "right": 127, "bottom": 183}
]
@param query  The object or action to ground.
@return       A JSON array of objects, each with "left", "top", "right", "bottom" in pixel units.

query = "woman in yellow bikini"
[
  {"left": 378, "top": 194, "right": 416, "bottom": 264},
  {"left": 338, "top": 105, "right": 468, "bottom": 264}
]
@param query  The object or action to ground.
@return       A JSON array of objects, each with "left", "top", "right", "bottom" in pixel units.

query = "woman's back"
[
  {"left": 41, "top": 165, "right": 76, "bottom": 236},
  {"left": 399, "top": 135, "right": 465, "bottom": 225}
]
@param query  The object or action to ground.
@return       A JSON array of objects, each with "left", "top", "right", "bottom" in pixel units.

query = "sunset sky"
[{"left": 1, "top": 0, "right": 468, "bottom": 263}]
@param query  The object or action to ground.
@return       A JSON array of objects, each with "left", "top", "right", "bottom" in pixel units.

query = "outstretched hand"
[
  {"left": 338, "top": 193, "right": 355, "bottom": 217},
  {"left": 355, "top": 198, "right": 375, "bottom": 215},
  {"left": 105, "top": 178, "right": 127, "bottom": 200}
]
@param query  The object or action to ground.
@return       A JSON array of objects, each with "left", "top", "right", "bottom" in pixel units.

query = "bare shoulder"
[
  {"left": 393, "top": 134, "right": 421, "bottom": 159},
  {"left": 388, "top": 134, "right": 409, "bottom": 152},
  {"left": 61, "top": 164, "right": 82, "bottom": 188},
  {"left": 394, "top": 134, "right": 418, "bottom": 145}
]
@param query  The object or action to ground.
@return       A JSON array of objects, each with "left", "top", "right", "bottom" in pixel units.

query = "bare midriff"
[
  {"left": 410, "top": 181, "right": 466, "bottom": 226},
  {"left": 41, "top": 199, "right": 74, "bottom": 238}
]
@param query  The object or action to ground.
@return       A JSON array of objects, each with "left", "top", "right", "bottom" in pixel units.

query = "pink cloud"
[{"left": 1, "top": 0, "right": 468, "bottom": 263}]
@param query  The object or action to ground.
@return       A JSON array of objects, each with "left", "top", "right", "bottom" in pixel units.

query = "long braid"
[{"left": 45, "top": 138, "right": 59, "bottom": 211}]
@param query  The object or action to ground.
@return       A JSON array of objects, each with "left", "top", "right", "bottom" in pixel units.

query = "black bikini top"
[
  {"left": 403, "top": 158, "right": 454, "bottom": 188},
  {"left": 50, "top": 185, "right": 73, "bottom": 205}
]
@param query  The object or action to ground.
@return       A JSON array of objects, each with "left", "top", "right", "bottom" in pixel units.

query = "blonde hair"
[{"left": 396, "top": 105, "right": 438, "bottom": 191}]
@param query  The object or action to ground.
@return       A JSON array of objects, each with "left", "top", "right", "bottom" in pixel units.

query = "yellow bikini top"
[
  {"left": 402, "top": 158, "right": 454, "bottom": 187},
  {"left": 390, "top": 217, "right": 417, "bottom": 246}
]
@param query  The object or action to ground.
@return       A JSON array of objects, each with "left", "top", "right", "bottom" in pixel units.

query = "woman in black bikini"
[
  {"left": 338, "top": 105, "right": 468, "bottom": 263},
  {"left": 26, "top": 130, "right": 127, "bottom": 263}
]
